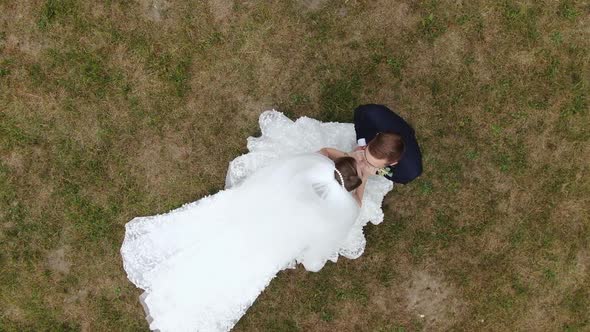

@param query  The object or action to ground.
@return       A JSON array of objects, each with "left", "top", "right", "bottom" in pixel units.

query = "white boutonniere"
[{"left": 377, "top": 166, "right": 394, "bottom": 177}]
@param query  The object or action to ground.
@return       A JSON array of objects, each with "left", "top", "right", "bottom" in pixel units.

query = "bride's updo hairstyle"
[
  {"left": 367, "top": 132, "right": 405, "bottom": 164},
  {"left": 334, "top": 157, "right": 362, "bottom": 192}
]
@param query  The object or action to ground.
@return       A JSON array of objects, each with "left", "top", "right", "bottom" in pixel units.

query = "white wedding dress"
[
  {"left": 121, "top": 111, "right": 393, "bottom": 332},
  {"left": 225, "top": 110, "right": 394, "bottom": 259}
]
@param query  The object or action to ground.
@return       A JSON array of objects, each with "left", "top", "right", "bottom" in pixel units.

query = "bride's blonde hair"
[{"left": 334, "top": 157, "right": 362, "bottom": 192}]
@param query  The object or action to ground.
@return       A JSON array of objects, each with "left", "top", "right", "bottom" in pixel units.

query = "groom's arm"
[{"left": 354, "top": 104, "right": 380, "bottom": 143}]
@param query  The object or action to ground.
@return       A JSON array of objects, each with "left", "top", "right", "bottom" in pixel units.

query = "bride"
[
  {"left": 120, "top": 110, "right": 394, "bottom": 331},
  {"left": 225, "top": 110, "right": 395, "bottom": 259}
]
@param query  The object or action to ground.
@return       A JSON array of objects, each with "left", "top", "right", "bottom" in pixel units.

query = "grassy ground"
[{"left": 1, "top": 0, "right": 589, "bottom": 330}]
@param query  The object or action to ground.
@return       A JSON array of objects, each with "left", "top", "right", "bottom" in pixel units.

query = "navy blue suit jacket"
[{"left": 354, "top": 104, "right": 422, "bottom": 184}]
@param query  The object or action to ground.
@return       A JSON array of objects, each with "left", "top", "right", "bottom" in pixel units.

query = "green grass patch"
[
  {"left": 499, "top": 0, "right": 541, "bottom": 44},
  {"left": 319, "top": 70, "right": 361, "bottom": 122},
  {"left": 557, "top": 1, "right": 580, "bottom": 21},
  {"left": 37, "top": 0, "right": 81, "bottom": 30},
  {"left": 45, "top": 47, "right": 115, "bottom": 98}
]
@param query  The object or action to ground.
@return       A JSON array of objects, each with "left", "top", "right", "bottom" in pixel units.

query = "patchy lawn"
[{"left": 1, "top": 0, "right": 588, "bottom": 330}]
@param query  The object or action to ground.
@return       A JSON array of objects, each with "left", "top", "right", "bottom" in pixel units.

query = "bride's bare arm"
[{"left": 318, "top": 147, "right": 349, "bottom": 160}]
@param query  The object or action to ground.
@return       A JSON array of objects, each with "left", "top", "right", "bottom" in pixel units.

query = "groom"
[{"left": 352, "top": 104, "right": 422, "bottom": 185}]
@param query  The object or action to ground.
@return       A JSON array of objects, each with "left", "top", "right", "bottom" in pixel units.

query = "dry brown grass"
[{"left": 1, "top": 0, "right": 589, "bottom": 331}]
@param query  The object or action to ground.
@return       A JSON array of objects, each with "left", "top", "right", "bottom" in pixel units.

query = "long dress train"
[{"left": 121, "top": 152, "right": 360, "bottom": 331}]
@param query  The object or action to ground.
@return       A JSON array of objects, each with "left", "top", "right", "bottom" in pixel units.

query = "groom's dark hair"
[
  {"left": 334, "top": 157, "right": 362, "bottom": 192},
  {"left": 368, "top": 132, "right": 405, "bottom": 163}
]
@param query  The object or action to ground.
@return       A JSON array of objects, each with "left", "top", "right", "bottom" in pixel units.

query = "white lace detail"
[{"left": 121, "top": 197, "right": 213, "bottom": 290}]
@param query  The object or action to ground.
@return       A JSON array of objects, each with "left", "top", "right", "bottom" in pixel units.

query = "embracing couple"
[
  {"left": 319, "top": 104, "right": 422, "bottom": 205},
  {"left": 121, "top": 104, "right": 422, "bottom": 331}
]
